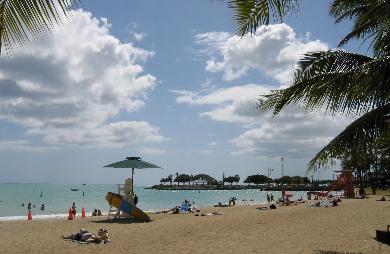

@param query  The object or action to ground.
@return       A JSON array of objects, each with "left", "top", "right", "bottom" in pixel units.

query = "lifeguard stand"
[
  {"left": 107, "top": 177, "right": 135, "bottom": 219},
  {"left": 333, "top": 170, "right": 355, "bottom": 198}
]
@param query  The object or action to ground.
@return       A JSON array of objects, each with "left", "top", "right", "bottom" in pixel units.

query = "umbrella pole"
[{"left": 132, "top": 168, "right": 134, "bottom": 195}]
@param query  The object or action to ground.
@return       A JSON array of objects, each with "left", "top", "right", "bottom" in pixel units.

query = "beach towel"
[
  {"left": 195, "top": 211, "right": 223, "bottom": 216},
  {"left": 64, "top": 239, "right": 110, "bottom": 245}
]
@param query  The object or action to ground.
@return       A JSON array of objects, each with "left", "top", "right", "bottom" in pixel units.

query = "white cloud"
[
  {"left": 0, "top": 140, "right": 58, "bottom": 152},
  {"left": 174, "top": 84, "right": 352, "bottom": 159},
  {"left": 0, "top": 10, "right": 165, "bottom": 148},
  {"left": 188, "top": 25, "right": 345, "bottom": 158},
  {"left": 137, "top": 147, "right": 166, "bottom": 155},
  {"left": 208, "top": 142, "right": 217, "bottom": 146},
  {"left": 128, "top": 22, "right": 147, "bottom": 41},
  {"left": 195, "top": 24, "right": 328, "bottom": 84},
  {"left": 179, "top": 149, "right": 213, "bottom": 155},
  {"left": 133, "top": 32, "right": 147, "bottom": 41},
  {"left": 230, "top": 107, "right": 349, "bottom": 158},
  {"left": 173, "top": 84, "right": 269, "bottom": 124},
  {"left": 194, "top": 32, "right": 230, "bottom": 55}
]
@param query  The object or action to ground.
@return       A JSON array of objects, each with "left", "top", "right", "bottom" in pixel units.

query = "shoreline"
[{"left": 0, "top": 200, "right": 267, "bottom": 222}]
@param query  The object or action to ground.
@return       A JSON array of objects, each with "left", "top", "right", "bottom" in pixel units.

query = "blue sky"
[{"left": 0, "top": 0, "right": 361, "bottom": 184}]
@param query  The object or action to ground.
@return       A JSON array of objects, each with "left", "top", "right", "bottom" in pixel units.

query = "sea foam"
[{"left": 0, "top": 213, "right": 68, "bottom": 221}]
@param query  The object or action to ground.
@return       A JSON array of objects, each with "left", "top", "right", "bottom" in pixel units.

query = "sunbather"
[
  {"left": 62, "top": 228, "right": 90, "bottom": 241},
  {"left": 376, "top": 196, "right": 386, "bottom": 201},
  {"left": 62, "top": 228, "right": 110, "bottom": 244},
  {"left": 214, "top": 202, "right": 229, "bottom": 207},
  {"left": 332, "top": 197, "right": 338, "bottom": 207},
  {"left": 96, "top": 228, "right": 110, "bottom": 244}
]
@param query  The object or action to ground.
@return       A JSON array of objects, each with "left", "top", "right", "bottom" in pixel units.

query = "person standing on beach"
[
  {"left": 72, "top": 202, "right": 77, "bottom": 218},
  {"left": 40, "top": 192, "right": 42, "bottom": 198},
  {"left": 270, "top": 193, "right": 274, "bottom": 202},
  {"left": 28, "top": 203, "right": 31, "bottom": 211},
  {"left": 134, "top": 194, "right": 138, "bottom": 206}
]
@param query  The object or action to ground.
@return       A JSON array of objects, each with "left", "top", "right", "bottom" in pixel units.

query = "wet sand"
[{"left": 1, "top": 198, "right": 390, "bottom": 254}]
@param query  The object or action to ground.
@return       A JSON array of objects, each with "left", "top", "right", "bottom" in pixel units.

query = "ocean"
[{"left": 0, "top": 183, "right": 308, "bottom": 221}]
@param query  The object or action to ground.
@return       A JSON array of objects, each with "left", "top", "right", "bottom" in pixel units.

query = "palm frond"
[
  {"left": 228, "top": 0, "right": 300, "bottom": 36},
  {"left": 259, "top": 50, "right": 390, "bottom": 117},
  {"left": 0, "top": 0, "right": 80, "bottom": 55},
  {"left": 308, "top": 104, "right": 390, "bottom": 171},
  {"left": 330, "top": 0, "right": 390, "bottom": 57}
]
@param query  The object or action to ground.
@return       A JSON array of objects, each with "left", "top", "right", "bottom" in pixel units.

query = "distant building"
[{"left": 193, "top": 179, "right": 208, "bottom": 185}]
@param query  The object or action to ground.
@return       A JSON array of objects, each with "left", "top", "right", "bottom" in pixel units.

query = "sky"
[{"left": 0, "top": 0, "right": 363, "bottom": 184}]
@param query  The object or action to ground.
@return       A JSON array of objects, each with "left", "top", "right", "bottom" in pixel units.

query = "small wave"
[
  {"left": 0, "top": 211, "right": 113, "bottom": 221},
  {"left": 0, "top": 213, "right": 70, "bottom": 221}
]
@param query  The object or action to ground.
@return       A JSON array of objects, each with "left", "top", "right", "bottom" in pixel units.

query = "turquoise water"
[{"left": 0, "top": 183, "right": 308, "bottom": 220}]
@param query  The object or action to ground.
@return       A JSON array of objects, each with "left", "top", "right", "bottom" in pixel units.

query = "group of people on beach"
[
  {"left": 266, "top": 193, "right": 274, "bottom": 203},
  {"left": 92, "top": 209, "right": 103, "bottom": 216}
]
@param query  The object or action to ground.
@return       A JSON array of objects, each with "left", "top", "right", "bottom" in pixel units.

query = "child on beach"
[{"left": 71, "top": 202, "right": 77, "bottom": 217}]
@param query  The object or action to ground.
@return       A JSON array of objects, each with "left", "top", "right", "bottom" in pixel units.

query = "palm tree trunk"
[{"left": 358, "top": 169, "right": 365, "bottom": 195}]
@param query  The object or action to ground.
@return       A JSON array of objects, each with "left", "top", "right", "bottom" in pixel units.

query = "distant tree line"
[
  {"left": 160, "top": 173, "right": 218, "bottom": 185},
  {"left": 243, "top": 175, "right": 311, "bottom": 186},
  {"left": 160, "top": 173, "right": 313, "bottom": 186},
  {"left": 224, "top": 175, "right": 240, "bottom": 185}
]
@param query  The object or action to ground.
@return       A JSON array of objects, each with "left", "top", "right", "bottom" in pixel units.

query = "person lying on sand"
[
  {"left": 214, "top": 202, "right": 229, "bottom": 207},
  {"left": 155, "top": 206, "right": 180, "bottom": 214},
  {"left": 62, "top": 228, "right": 110, "bottom": 244},
  {"left": 376, "top": 196, "right": 386, "bottom": 201},
  {"left": 257, "top": 204, "right": 277, "bottom": 210},
  {"left": 96, "top": 228, "right": 110, "bottom": 244},
  {"left": 62, "top": 228, "right": 89, "bottom": 241},
  {"left": 194, "top": 211, "right": 223, "bottom": 216}
]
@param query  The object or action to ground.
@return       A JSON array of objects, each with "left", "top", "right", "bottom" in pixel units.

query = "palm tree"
[
  {"left": 341, "top": 147, "right": 374, "bottom": 194},
  {"left": 174, "top": 172, "right": 179, "bottom": 185},
  {"left": 228, "top": 0, "right": 390, "bottom": 53},
  {"left": 228, "top": 0, "right": 390, "bottom": 172},
  {"left": 0, "top": 0, "right": 79, "bottom": 55},
  {"left": 234, "top": 174, "right": 240, "bottom": 185},
  {"left": 168, "top": 174, "right": 173, "bottom": 186},
  {"left": 228, "top": 0, "right": 300, "bottom": 36}
]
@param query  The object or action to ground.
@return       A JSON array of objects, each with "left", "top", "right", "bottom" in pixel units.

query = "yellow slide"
[{"left": 105, "top": 192, "right": 150, "bottom": 222}]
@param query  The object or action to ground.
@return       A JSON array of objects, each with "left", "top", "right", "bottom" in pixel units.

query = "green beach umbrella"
[{"left": 104, "top": 157, "right": 162, "bottom": 194}]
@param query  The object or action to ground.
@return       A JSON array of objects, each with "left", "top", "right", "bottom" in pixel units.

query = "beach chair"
[
  {"left": 180, "top": 203, "right": 189, "bottom": 213},
  {"left": 376, "top": 225, "right": 390, "bottom": 245}
]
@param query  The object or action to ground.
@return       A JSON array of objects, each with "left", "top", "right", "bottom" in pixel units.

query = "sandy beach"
[{"left": 1, "top": 198, "right": 390, "bottom": 254}]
